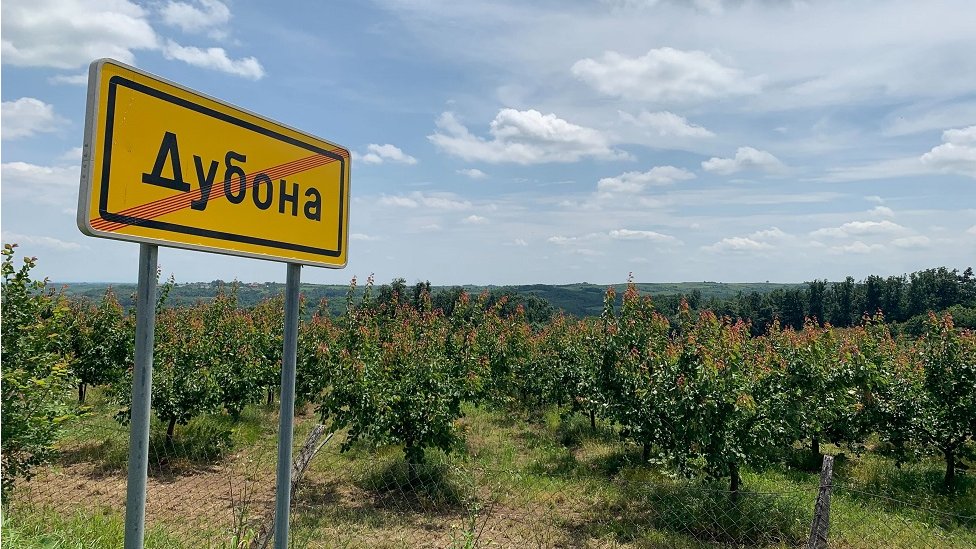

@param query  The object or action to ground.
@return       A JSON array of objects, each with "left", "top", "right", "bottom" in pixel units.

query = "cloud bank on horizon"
[{"left": 1, "top": 0, "right": 974, "bottom": 285}]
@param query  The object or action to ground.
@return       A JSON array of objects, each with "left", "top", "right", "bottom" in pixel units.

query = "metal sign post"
[
  {"left": 124, "top": 243, "right": 158, "bottom": 549},
  {"left": 274, "top": 263, "right": 301, "bottom": 549}
]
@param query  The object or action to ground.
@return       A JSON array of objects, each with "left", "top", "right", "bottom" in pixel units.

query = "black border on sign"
[{"left": 98, "top": 75, "right": 345, "bottom": 258}]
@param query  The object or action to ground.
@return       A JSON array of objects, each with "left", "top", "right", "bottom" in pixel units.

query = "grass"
[
  {"left": 4, "top": 397, "right": 975, "bottom": 548},
  {"left": 1, "top": 505, "right": 186, "bottom": 549}
]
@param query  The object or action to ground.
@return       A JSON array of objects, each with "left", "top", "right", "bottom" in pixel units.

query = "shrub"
[{"left": 1, "top": 244, "right": 77, "bottom": 500}]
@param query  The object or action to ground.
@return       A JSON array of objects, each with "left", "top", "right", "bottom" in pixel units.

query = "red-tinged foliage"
[{"left": 9, "top": 256, "right": 968, "bottom": 493}]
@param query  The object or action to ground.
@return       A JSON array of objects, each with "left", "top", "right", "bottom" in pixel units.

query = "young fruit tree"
[
  {"left": 1, "top": 244, "right": 77, "bottom": 500},
  {"left": 318, "top": 279, "right": 469, "bottom": 466}
]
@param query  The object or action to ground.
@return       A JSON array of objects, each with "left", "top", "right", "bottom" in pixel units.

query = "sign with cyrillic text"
[{"left": 78, "top": 58, "right": 350, "bottom": 268}]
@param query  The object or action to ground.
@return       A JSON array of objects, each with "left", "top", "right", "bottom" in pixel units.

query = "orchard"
[{"left": 2, "top": 246, "right": 975, "bottom": 505}]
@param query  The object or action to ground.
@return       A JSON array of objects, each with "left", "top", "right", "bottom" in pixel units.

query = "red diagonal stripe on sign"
[
  {"left": 90, "top": 149, "right": 348, "bottom": 233},
  {"left": 93, "top": 154, "right": 331, "bottom": 231}
]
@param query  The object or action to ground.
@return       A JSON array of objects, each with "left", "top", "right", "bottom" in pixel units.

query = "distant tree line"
[
  {"left": 652, "top": 267, "right": 976, "bottom": 335},
  {"left": 373, "top": 277, "right": 556, "bottom": 327},
  {"left": 54, "top": 266, "right": 976, "bottom": 335}
]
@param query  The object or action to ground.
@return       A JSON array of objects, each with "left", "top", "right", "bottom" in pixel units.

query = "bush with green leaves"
[
  {"left": 1, "top": 244, "right": 77, "bottom": 500},
  {"left": 66, "top": 289, "right": 133, "bottom": 403},
  {"left": 250, "top": 294, "right": 284, "bottom": 405},
  {"left": 918, "top": 313, "right": 976, "bottom": 487},
  {"left": 879, "top": 313, "right": 976, "bottom": 488},
  {"left": 531, "top": 314, "right": 602, "bottom": 424},
  {"left": 598, "top": 282, "right": 672, "bottom": 462},
  {"left": 296, "top": 299, "right": 340, "bottom": 407},
  {"left": 318, "top": 278, "right": 468, "bottom": 465},
  {"left": 763, "top": 318, "right": 890, "bottom": 465},
  {"left": 114, "top": 301, "right": 223, "bottom": 445},
  {"left": 661, "top": 305, "right": 787, "bottom": 493}
]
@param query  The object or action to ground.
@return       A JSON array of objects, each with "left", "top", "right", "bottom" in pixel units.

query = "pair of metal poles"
[{"left": 123, "top": 244, "right": 301, "bottom": 549}]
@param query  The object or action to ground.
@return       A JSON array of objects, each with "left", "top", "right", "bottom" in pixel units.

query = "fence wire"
[{"left": 5, "top": 406, "right": 975, "bottom": 549}]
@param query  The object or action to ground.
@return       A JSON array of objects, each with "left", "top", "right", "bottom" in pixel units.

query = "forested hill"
[
  {"left": 54, "top": 266, "right": 976, "bottom": 334},
  {"left": 54, "top": 279, "right": 799, "bottom": 318}
]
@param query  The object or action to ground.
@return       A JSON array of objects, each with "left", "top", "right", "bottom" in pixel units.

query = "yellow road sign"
[{"left": 78, "top": 58, "right": 350, "bottom": 268}]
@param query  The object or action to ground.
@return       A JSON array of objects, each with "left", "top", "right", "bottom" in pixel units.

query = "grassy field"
[{"left": 3, "top": 389, "right": 974, "bottom": 548}]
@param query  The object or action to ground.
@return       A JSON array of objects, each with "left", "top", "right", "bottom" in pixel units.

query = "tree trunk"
[
  {"left": 811, "top": 437, "right": 821, "bottom": 468},
  {"left": 589, "top": 409, "right": 596, "bottom": 430},
  {"left": 404, "top": 438, "right": 424, "bottom": 480},
  {"left": 642, "top": 442, "right": 651, "bottom": 462},
  {"left": 166, "top": 417, "right": 177, "bottom": 446},
  {"left": 78, "top": 382, "right": 87, "bottom": 403},
  {"left": 729, "top": 462, "right": 741, "bottom": 501},
  {"left": 944, "top": 447, "right": 956, "bottom": 490},
  {"left": 266, "top": 387, "right": 274, "bottom": 406}
]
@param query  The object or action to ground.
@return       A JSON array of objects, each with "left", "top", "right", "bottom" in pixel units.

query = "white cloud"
[
  {"left": 379, "top": 195, "right": 418, "bottom": 208},
  {"left": 1, "top": 0, "right": 158, "bottom": 68},
  {"left": 821, "top": 157, "right": 929, "bottom": 182},
  {"left": 350, "top": 233, "right": 380, "bottom": 241},
  {"left": 513, "top": 238, "right": 528, "bottom": 247},
  {"left": 942, "top": 126, "right": 976, "bottom": 145},
  {"left": 462, "top": 215, "right": 488, "bottom": 224},
  {"left": 597, "top": 166, "right": 695, "bottom": 193},
  {"left": 811, "top": 220, "right": 908, "bottom": 238},
  {"left": 428, "top": 110, "right": 628, "bottom": 164},
  {"left": 826, "top": 127, "right": 976, "bottom": 182},
  {"left": 1, "top": 98, "right": 68, "bottom": 140},
  {"left": 548, "top": 235, "right": 579, "bottom": 246},
  {"left": 828, "top": 241, "right": 885, "bottom": 255},
  {"left": 702, "top": 147, "right": 784, "bottom": 175},
  {"left": 619, "top": 110, "right": 715, "bottom": 138},
  {"left": 3, "top": 0, "right": 263, "bottom": 79},
  {"left": 920, "top": 125, "right": 976, "bottom": 178},
  {"left": 60, "top": 147, "right": 84, "bottom": 163},
  {"left": 891, "top": 236, "right": 931, "bottom": 249},
  {"left": 380, "top": 192, "right": 472, "bottom": 211},
  {"left": 868, "top": 206, "right": 895, "bottom": 218},
  {"left": 358, "top": 144, "right": 418, "bottom": 165},
  {"left": 162, "top": 40, "right": 264, "bottom": 80},
  {"left": 571, "top": 47, "right": 760, "bottom": 103},
  {"left": 48, "top": 73, "right": 89, "bottom": 86},
  {"left": 608, "top": 229, "right": 678, "bottom": 243},
  {"left": 865, "top": 196, "right": 885, "bottom": 204},
  {"left": 749, "top": 227, "right": 789, "bottom": 240},
  {"left": 884, "top": 103, "right": 976, "bottom": 136},
  {"left": 966, "top": 225, "right": 976, "bottom": 236},
  {"left": 1, "top": 162, "right": 78, "bottom": 188},
  {"left": 0, "top": 232, "right": 84, "bottom": 251},
  {"left": 702, "top": 237, "right": 772, "bottom": 253},
  {"left": 160, "top": 0, "right": 231, "bottom": 36},
  {"left": 457, "top": 168, "right": 488, "bottom": 179}
]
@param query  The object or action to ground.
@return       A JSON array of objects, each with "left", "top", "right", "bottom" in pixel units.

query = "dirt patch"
[{"left": 14, "top": 457, "right": 277, "bottom": 542}]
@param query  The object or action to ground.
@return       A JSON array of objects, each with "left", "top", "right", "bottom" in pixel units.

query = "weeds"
[{"left": 5, "top": 403, "right": 974, "bottom": 548}]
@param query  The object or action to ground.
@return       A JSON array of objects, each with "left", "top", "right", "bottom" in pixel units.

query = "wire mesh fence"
[{"left": 5, "top": 403, "right": 975, "bottom": 548}]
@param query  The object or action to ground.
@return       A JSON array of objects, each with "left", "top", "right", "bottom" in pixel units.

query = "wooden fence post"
[
  {"left": 250, "top": 426, "right": 333, "bottom": 549},
  {"left": 807, "top": 454, "right": 834, "bottom": 549}
]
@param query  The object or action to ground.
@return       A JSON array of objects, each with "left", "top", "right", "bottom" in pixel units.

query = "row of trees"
[
  {"left": 3, "top": 245, "right": 974, "bottom": 502},
  {"left": 595, "top": 285, "right": 975, "bottom": 492},
  {"left": 652, "top": 267, "right": 976, "bottom": 335}
]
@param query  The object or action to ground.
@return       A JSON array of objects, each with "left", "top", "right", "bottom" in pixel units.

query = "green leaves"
[
  {"left": 7, "top": 252, "right": 968, "bottom": 495},
  {"left": 1, "top": 244, "right": 78, "bottom": 500},
  {"left": 316, "top": 279, "right": 468, "bottom": 464}
]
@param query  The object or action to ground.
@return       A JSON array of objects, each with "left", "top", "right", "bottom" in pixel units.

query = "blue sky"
[{"left": 2, "top": 0, "right": 975, "bottom": 286}]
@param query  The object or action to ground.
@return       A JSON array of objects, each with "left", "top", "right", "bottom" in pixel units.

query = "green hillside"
[{"left": 54, "top": 280, "right": 798, "bottom": 318}]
